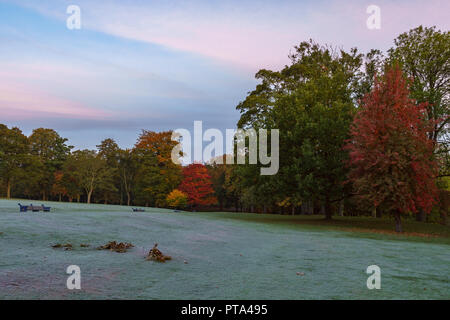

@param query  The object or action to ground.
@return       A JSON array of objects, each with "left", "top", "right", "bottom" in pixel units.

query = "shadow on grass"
[{"left": 199, "top": 212, "right": 450, "bottom": 245}]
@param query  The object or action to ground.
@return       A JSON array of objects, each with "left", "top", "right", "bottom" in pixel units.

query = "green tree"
[
  {"left": 28, "top": 128, "right": 72, "bottom": 200},
  {"left": 0, "top": 124, "right": 29, "bottom": 198},
  {"left": 118, "top": 149, "right": 138, "bottom": 206},
  {"left": 236, "top": 40, "right": 362, "bottom": 218},
  {"left": 64, "top": 150, "right": 113, "bottom": 204},
  {"left": 96, "top": 138, "right": 120, "bottom": 204}
]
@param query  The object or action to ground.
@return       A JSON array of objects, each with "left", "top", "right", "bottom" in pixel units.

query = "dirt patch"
[
  {"left": 146, "top": 243, "right": 172, "bottom": 262},
  {"left": 98, "top": 241, "right": 134, "bottom": 253}
]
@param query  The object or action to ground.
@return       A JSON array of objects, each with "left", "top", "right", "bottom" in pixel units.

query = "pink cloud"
[{"left": 7, "top": 0, "right": 450, "bottom": 72}]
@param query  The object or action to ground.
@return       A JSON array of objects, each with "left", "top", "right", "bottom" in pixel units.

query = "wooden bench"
[{"left": 18, "top": 204, "right": 51, "bottom": 212}]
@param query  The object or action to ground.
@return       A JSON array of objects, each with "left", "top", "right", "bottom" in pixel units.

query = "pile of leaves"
[
  {"left": 146, "top": 243, "right": 171, "bottom": 262},
  {"left": 52, "top": 243, "right": 73, "bottom": 250},
  {"left": 97, "top": 241, "right": 134, "bottom": 253}
]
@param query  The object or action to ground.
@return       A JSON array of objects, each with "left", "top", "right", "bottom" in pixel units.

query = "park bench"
[{"left": 18, "top": 203, "right": 51, "bottom": 212}]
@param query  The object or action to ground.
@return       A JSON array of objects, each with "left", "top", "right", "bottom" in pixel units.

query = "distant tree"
[
  {"left": 166, "top": 189, "right": 188, "bottom": 209},
  {"left": 29, "top": 128, "right": 72, "bottom": 200},
  {"left": 96, "top": 138, "right": 120, "bottom": 204},
  {"left": 60, "top": 160, "right": 83, "bottom": 202},
  {"left": 0, "top": 124, "right": 29, "bottom": 198},
  {"left": 64, "top": 150, "right": 113, "bottom": 204},
  {"left": 207, "top": 155, "right": 235, "bottom": 211},
  {"left": 51, "top": 171, "right": 67, "bottom": 202},
  {"left": 134, "top": 130, "right": 182, "bottom": 207},
  {"left": 118, "top": 149, "right": 138, "bottom": 206},
  {"left": 346, "top": 66, "right": 438, "bottom": 232},
  {"left": 179, "top": 163, "right": 217, "bottom": 208}
]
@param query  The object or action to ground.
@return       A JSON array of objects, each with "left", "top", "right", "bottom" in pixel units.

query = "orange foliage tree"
[
  {"left": 346, "top": 66, "right": 438, "bottom": 232},
  {"left": 179, "top": 163, "right": 217, "bottom": 208}
]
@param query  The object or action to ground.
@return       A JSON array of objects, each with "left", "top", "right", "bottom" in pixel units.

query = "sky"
[{"left": 0, "top": 0, "right": 449, "bottom": 151}]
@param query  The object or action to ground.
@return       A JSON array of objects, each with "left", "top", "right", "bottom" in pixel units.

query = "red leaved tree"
[
  {"left": 346, "top": 66, "right": 438, "bottom": 232},
  {"left": 179, "top": 163, "right": 217, "bottom": 208}
]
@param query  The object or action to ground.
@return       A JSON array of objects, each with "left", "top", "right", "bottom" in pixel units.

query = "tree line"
[
  {"left": 0, "top": 128, "right": 216, "bottom": 208},
  {"left": 0, "top": 26, "right": 448, "bottom": 230}
]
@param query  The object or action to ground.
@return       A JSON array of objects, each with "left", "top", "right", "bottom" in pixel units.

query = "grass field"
[{"left": 0, "top": 199, "right": 449, "bottom": 299}]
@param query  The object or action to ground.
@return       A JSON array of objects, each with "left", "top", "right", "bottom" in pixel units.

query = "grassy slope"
[
  {"left": 1, "top": 199, "right": 449, "bottom": 299},
  {"left": 3, "top": 198, "right": 450, "bottom": 243}
]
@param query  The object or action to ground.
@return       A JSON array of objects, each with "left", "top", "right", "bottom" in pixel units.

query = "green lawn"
[{"left": 0, "top": 199, "right": 449, "bottom": 299}]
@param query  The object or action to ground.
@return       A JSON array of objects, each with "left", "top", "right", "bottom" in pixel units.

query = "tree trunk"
[
  {"left": 394, "top": 211, "right": 403, "bottom": 233},
  {"left": 6, "top": 179, "right": 11, "bottom": 199},
  {"left": 127, "top": 192, "right": 131, "bottom": 206},
  {"left": 59, "top": 193, "right": 62, "bottom": 202},
  {"left": 376, "top": 207, "right": 382, "bottom": 218},
  {"left": 292, "top": 206, "right": 295, "bottom": 215},
  {"left": 339, "top": 200, "right": 344, "bottom": 216},
  {"left": 87, "top": 190, "right": 92, "bottom": 204},
  {"left": 77, "top": 194, "right": 80, "bottom": 203},
  {"left": 416, "top": 208, "right": 425, "bottom": 222},
  {"left": 320, "top": 202, "right": 326, "bottom": 215},
  {"left": 324, "top": 199, "right": 332, "bottom": 220},
  {"left": 372, "top": 207, "right": 377, "bottom": 218}
]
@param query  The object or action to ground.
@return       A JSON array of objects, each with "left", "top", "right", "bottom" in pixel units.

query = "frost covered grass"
[{"left": 0, "top": 199, "right": 448, "bottom": 299}]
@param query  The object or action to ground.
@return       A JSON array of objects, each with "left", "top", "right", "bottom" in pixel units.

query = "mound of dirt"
[
  {"left": 52, "top": 243, "right": 73, "bottom": 250},
  {"left": 146, "top": 243, "right": 171, "bottom": 262},
  {"left": 98, "top": 241, "right": 134, "bottom": 253}
]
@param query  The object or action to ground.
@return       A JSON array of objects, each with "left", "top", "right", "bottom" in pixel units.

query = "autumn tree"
[
  {"left": 134, "top": 130, "right": 182, "bottom": 207},
  {"left": 51, "top": 171, "right": 67, "bottom": 202},
  {"left": 346, "top": 66, "right": 438, "bottom": 232},
  {"left": 166, "top": 189, "right": 188, "bottom": 209},
  {"left": 179, "top": 163, "right": 217, "bottom": 208}
]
